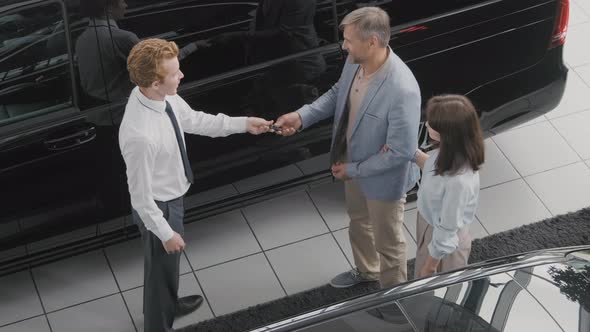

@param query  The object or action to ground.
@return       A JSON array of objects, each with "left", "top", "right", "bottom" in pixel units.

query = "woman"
[{"left": 414, "top": 94, "right": 485, "bottom": 278}]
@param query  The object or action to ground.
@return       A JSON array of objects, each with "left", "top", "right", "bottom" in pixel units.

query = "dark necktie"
[
  {"left": 330, "top": 102, "right": 350, "bottom": 165},
  {"left": 165, "top": 101, "right": 194, "bottom": 184}
]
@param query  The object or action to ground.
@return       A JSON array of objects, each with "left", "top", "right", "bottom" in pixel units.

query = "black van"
[{"left": 0, "top": 0, "right": 569, "bottom": 273}]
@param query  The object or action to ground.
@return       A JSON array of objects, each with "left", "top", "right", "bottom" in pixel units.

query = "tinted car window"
[
  {"left": 510, "top": 260, "right": 590, "bottom": 332},
  {"left": 336, "top": 0, "right": 488, "bottom": 27},
  {"left": 116, "top": 0, "right": 334, "bottom": 85},
  {"left": 399, "top": 273, "right": 563, "bottom": 332},
  {"left": 0, "top": 2, "right": 73, "bottom": 126}
]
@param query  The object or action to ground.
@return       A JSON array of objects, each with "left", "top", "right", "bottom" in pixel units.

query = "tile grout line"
[
  {"left": 474, "top": 215, "right": 491, "bottom": 236},
  {"left": 102, "top": 249, "right": 139, "bottom": 332},
  {"left": 27, "top": 269, "right": 54, "bottom": 332},
  {"left": 544, "top": 67, "right": 590, "bottom": 121},
  {"left": 403, "top": 221, "right": 417, "bottom": 244},
  {"left": 489, "top": 138, "right": 525, "bottom": 179},
  {"left": 176, "top": 227, "right": 346, "bottom": 275},
  {"left": 506, "top": 117, "right": 548, "bottom": 132},
  {"left": 489, "top": 134, "right": 587, "bottom": 179},
  {"left": 43, "top": 292, "right": 122, "bottom": 316},
  {"left": 189, "top": 231, "right": 349, "bottom": 271},
  {"left": 570, "top": 60, "right": 590, "bottom": 70},
  {"left": 546, "top": 113, "right": 587, "bottom": 162},
  {"left": 304, "top": 189, "right": 354, "bottom": 268},
  {"left": 524, "top": 160, "right": 583, "bottom": 178},
  {"left": 181, "top": 251, "right": 217, "bottom": 319},
  {"left": 573, "top": 0, "right": 590, "bottom": 17},
  {"left": 239, "top": 209, "right": 289, "bottom": 297},
  {"left": 475, "top": 178, "right": 527, "bottom": 227},
  {"left": 570, "top": 9, "right": 590, "bottom": 26},
  {"left": 480, "top": 176, "right": 523, "bottom": 191},
  {"left": 518, "top": 107, "right": 590, "bottom": 128},
  {"left": 571, "top": 64, "right": 590, "bottom": 86},
  {"left": 520, "top": 159, "right": 588, "bottom": 217},
  {"left": 0, "top": 314, "right": 46, "bottom": 330},
  {"left": 186, "top": 252, "right": 261, "bottom": 275},
  {"left": 230, "top": 183, "right": 240, "bottom": 197},
  {"left": 489, "top": 138, "right": 555, "bottom": 218},
  {"left": 0, "top": 218, "right": 54, "bottom": 331},
  {"left": 5, "top": 219, "right": 51, "bottom": 331},
  {"left": 570, "top": 65, "right": 590, "bottom": 89},
  {"left": 292, "top": 162, "right": 306, "bottom": 178}
]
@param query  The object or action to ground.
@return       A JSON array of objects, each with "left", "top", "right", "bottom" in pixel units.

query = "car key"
[{"left": 270, "top": 124, "right": 282, "bottom": 132}]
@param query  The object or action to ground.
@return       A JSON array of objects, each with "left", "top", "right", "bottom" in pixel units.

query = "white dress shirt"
[
  {"left": 119, "top": 87, "right": 247, "bottom": 242},
  {"left": 417, "top": 149, "right": 480, "bottom": 259}
]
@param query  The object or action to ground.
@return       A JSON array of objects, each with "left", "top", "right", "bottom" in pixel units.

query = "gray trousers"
[{"left": 133, "top": 197, "right": 184, "bottom": 332}]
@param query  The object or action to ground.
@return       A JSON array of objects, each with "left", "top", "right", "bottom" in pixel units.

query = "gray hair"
[{"left": 340, "top": 7, "right": 390, "bottom": 48}]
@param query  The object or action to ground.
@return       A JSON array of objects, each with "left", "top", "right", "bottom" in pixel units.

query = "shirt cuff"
[
  {"left": 427, "top": 242, "right": 447, "bottom": 260},
  {"left": 346, "top": 162, "right": 359, "bottom": 178},
  {"left": 295, "top": 108, "right": 309, "bottom": 130},
  {"left": 231, "top": 116, "right": 248, "bottom": 133},
  {"left": 411, "top": 149, "right": 419, "bottom": 163},
  {"left": 157, "top": 223, "right": 175, "bottom": 243}
]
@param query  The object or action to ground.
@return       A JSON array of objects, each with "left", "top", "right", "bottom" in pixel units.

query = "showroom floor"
[{"left": 2, "top": 2, "right": 590, "bottom": 331}]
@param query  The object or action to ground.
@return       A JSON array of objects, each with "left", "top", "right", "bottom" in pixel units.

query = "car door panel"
[{"left": 0, "top": 0, "right": 117, "bottom": 254}]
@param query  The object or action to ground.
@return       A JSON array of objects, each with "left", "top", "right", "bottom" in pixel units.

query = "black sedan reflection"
[{"left": 250, "top": 247, "right": 590, "bottom": 332}]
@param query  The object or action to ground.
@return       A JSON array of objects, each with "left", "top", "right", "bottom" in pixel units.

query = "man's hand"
[
  {"left": 331, "top": 162, "right": 350, "bottom": 180},
  {"left": 418, "top": 255, "right": 440, "bottom": 278},
  {"left": 274, "top": 112, "right": 302, "bottom": 136},
  {"left": 163, "top": 232, "right": 185, "bottom": 254},
  {"left": 246, "top": 117, "right": 273, "bottom": 135}
]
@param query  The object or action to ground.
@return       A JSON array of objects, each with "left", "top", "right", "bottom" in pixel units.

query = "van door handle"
[{"left": 44, "top": 126, "right": 97, "bottom": 151}]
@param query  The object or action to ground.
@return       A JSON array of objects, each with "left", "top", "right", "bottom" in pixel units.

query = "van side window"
[
  {"left": 0, "top": 2, "right": 74, "bottom": 126},
  {"left": 114, "top": 0, "right": 335, "bottom": 85}
]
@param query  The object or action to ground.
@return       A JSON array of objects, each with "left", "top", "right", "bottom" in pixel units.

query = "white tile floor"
[{"left": 2, "top": 4, "right": 590, "bottom": 332}]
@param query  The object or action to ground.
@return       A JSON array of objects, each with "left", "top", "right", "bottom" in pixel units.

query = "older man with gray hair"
[{"left": 275, "top": 7, "right": 421, "bottom": 288}]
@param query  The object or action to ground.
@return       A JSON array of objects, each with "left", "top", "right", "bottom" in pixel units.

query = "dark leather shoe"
[{"left": 175, "top": 295, "right": 204, "bottom": 318}]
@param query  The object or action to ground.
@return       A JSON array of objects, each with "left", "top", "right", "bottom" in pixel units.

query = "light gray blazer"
[{"left": 297, "top": 51, "right": 421, "bottom": 201}]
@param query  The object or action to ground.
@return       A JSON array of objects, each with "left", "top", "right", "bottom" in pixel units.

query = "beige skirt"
[{"left": 414, "top": 212, "right": 472, "bottom": 279}]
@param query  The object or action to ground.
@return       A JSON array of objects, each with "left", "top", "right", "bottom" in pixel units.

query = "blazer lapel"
[
  {"left": 348, "top": 55, "right": 393, "bottom": 139},
  {"left": 331, "top": 64, "right": 360, "bottom": 144}
]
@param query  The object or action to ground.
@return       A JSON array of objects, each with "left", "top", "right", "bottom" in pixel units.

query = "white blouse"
[{"left": 417, "top": 149, "right": 480, "bottom": 259}]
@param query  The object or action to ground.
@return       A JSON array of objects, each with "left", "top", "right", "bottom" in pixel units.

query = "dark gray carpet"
[{"left": 180, "top": 207, "right": 590, "bottom": 332}]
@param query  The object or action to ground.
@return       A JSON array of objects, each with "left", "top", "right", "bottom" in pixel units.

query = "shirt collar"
[
  {"left": 359, "top": 47, "right": 392, "bottom": 81},
  {"left": 134, "top": 87, "right": 167, "bottom": 113}
]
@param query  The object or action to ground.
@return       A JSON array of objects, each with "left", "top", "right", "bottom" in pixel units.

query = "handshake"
[{"left": 247, "top": 112, "right": 302, "bottom": 136}]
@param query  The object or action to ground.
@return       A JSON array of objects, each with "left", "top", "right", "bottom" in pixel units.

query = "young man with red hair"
[{"left": 120, "top": 38, "right": 272, "bottom": 332}]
